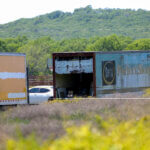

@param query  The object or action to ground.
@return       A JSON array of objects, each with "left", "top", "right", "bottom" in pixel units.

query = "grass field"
[{"left": 1, "top": 96, "right": 150, "bottom": 149}]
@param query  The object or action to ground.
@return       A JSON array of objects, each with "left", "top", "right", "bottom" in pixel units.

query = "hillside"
[{"left": 0, "top": 6, "right": 150, "bottom": 40}]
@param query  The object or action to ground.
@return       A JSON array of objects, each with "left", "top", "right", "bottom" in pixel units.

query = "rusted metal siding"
[
  {"left": 95, "top": 51, "right": 150, "bottom": 97},
  {"left": 0, "top": 53, "right": 27, "bottom": 105},
  {"left": 53, "top": 54, "right": 56, "bottom": 98},
  {"left": 53, "top": 52, "right": 94, "bottom": 57},
  {"left": 53, "top": 51, "right": 150, "bottom": 98},
  {"left": 53, "top": 52, "right": 95, "bottom": 98},
  {"left": 93, "top": 53, "right": 96, "bottom": 97}
]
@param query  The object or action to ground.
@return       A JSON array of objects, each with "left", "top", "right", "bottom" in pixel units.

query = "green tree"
[
  {"left": 126, "top": 39, "right": 150, "bottom": 50},
  {"left": 58, "top": 38, "right": 88, "bottom": 52},
  {"left": 0, "top": 38, "right": 7, "bottom": 52},
  {"left": 86, "top": 35, "right": 125, "bottom": 51},
  {"left": 18, "top": 36, "right": 56, "bottom": 75}
]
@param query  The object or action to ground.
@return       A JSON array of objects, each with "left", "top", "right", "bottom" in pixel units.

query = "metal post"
[{"left": 26, "top": 66, "right": 30, "bottom": 104}]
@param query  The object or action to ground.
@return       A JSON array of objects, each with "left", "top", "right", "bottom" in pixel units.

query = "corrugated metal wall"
[{"left": 95, "top": 52, "right": 150, "bottom": 97}]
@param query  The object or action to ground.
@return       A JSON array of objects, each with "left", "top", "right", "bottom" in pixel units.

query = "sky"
[{"left": 0, "top": 0, "right": 150, "bottom": 24}]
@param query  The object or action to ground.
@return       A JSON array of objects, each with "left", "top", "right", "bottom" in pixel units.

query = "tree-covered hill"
[{"left": 1, "top": 6, "right": 150, "bottom": 40}]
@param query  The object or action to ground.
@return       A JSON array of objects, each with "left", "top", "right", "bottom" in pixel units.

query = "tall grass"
[
  {"left": 5, "top": 116, "right": 150, "bottom": 150},
  {"left": 1, "top": 97, "right": 150, "bottom": 149}
]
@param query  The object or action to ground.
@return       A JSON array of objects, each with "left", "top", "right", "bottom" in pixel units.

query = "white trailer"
[{"left": 0, "top": 53, "right": 28, "bottom": 105}]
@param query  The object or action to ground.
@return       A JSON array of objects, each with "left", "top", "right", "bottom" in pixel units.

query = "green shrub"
[{"left": 143, "top": 88, "right": 150, "bottom": 97}]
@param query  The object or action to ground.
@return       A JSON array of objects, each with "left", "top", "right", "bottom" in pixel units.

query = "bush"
[{"left": 5, "top": 116, "right": 150, "bottom": 150}]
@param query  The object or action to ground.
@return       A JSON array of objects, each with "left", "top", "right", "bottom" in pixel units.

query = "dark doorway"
[{"left": 56, "top": 73, "right": 93, "bottom": 98}]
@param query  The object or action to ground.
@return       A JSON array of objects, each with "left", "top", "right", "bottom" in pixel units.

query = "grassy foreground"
[
  {"left": 1, "top": 97, "right": 150, "bottom": 149},
  {"left": 6, "top": 116, "right": 150, "bottom": 150}
]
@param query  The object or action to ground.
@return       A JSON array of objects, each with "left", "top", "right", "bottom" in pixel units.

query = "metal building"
[{"left": 53, "top": 51, "right": 150, "bottom": 98}]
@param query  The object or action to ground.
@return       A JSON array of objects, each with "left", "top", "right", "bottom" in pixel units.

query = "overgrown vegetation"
[
  {"left": 1, "top": 6, "right": 150, "bottom": 39},
  {"left": 1, "top": 98, "right": 150, "bottom": 149},
  {"left": 6, "top": 116, "right": 150, "bottom": 150}
]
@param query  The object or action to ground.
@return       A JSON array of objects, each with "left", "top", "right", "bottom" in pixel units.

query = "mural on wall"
[{"left": 102, "top": 61, "right": 116, "bottom": 85}]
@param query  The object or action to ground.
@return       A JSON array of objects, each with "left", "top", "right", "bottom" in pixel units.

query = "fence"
[{"left": 29, "top": 75, "right": 53, "bottom": 86}]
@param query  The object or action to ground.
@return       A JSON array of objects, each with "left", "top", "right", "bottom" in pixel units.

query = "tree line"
[{"left": 0, "top": 34, "right": 150, "bottom": 75}]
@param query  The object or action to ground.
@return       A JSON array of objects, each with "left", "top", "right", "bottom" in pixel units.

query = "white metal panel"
[
  {"left": 0, "top": 72, "right": 25, "bottom": 79},
  {"left": 0, "top": 100, "right": 27, "bottom": 105},
  {"left": 55, "top": 58, "right": 93, "bottom": 74},
  {"left": 8, "top": 93, "right": 26, "bottom": 98}
]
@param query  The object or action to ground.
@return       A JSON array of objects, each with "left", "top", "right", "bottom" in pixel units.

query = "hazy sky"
[{"left": 0, "top": 0, "right": 150, "bottom": 24}]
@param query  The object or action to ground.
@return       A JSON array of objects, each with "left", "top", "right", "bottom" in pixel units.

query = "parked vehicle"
[{"left": 29, "top": 85, "right": 53, "bottom": 104}]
